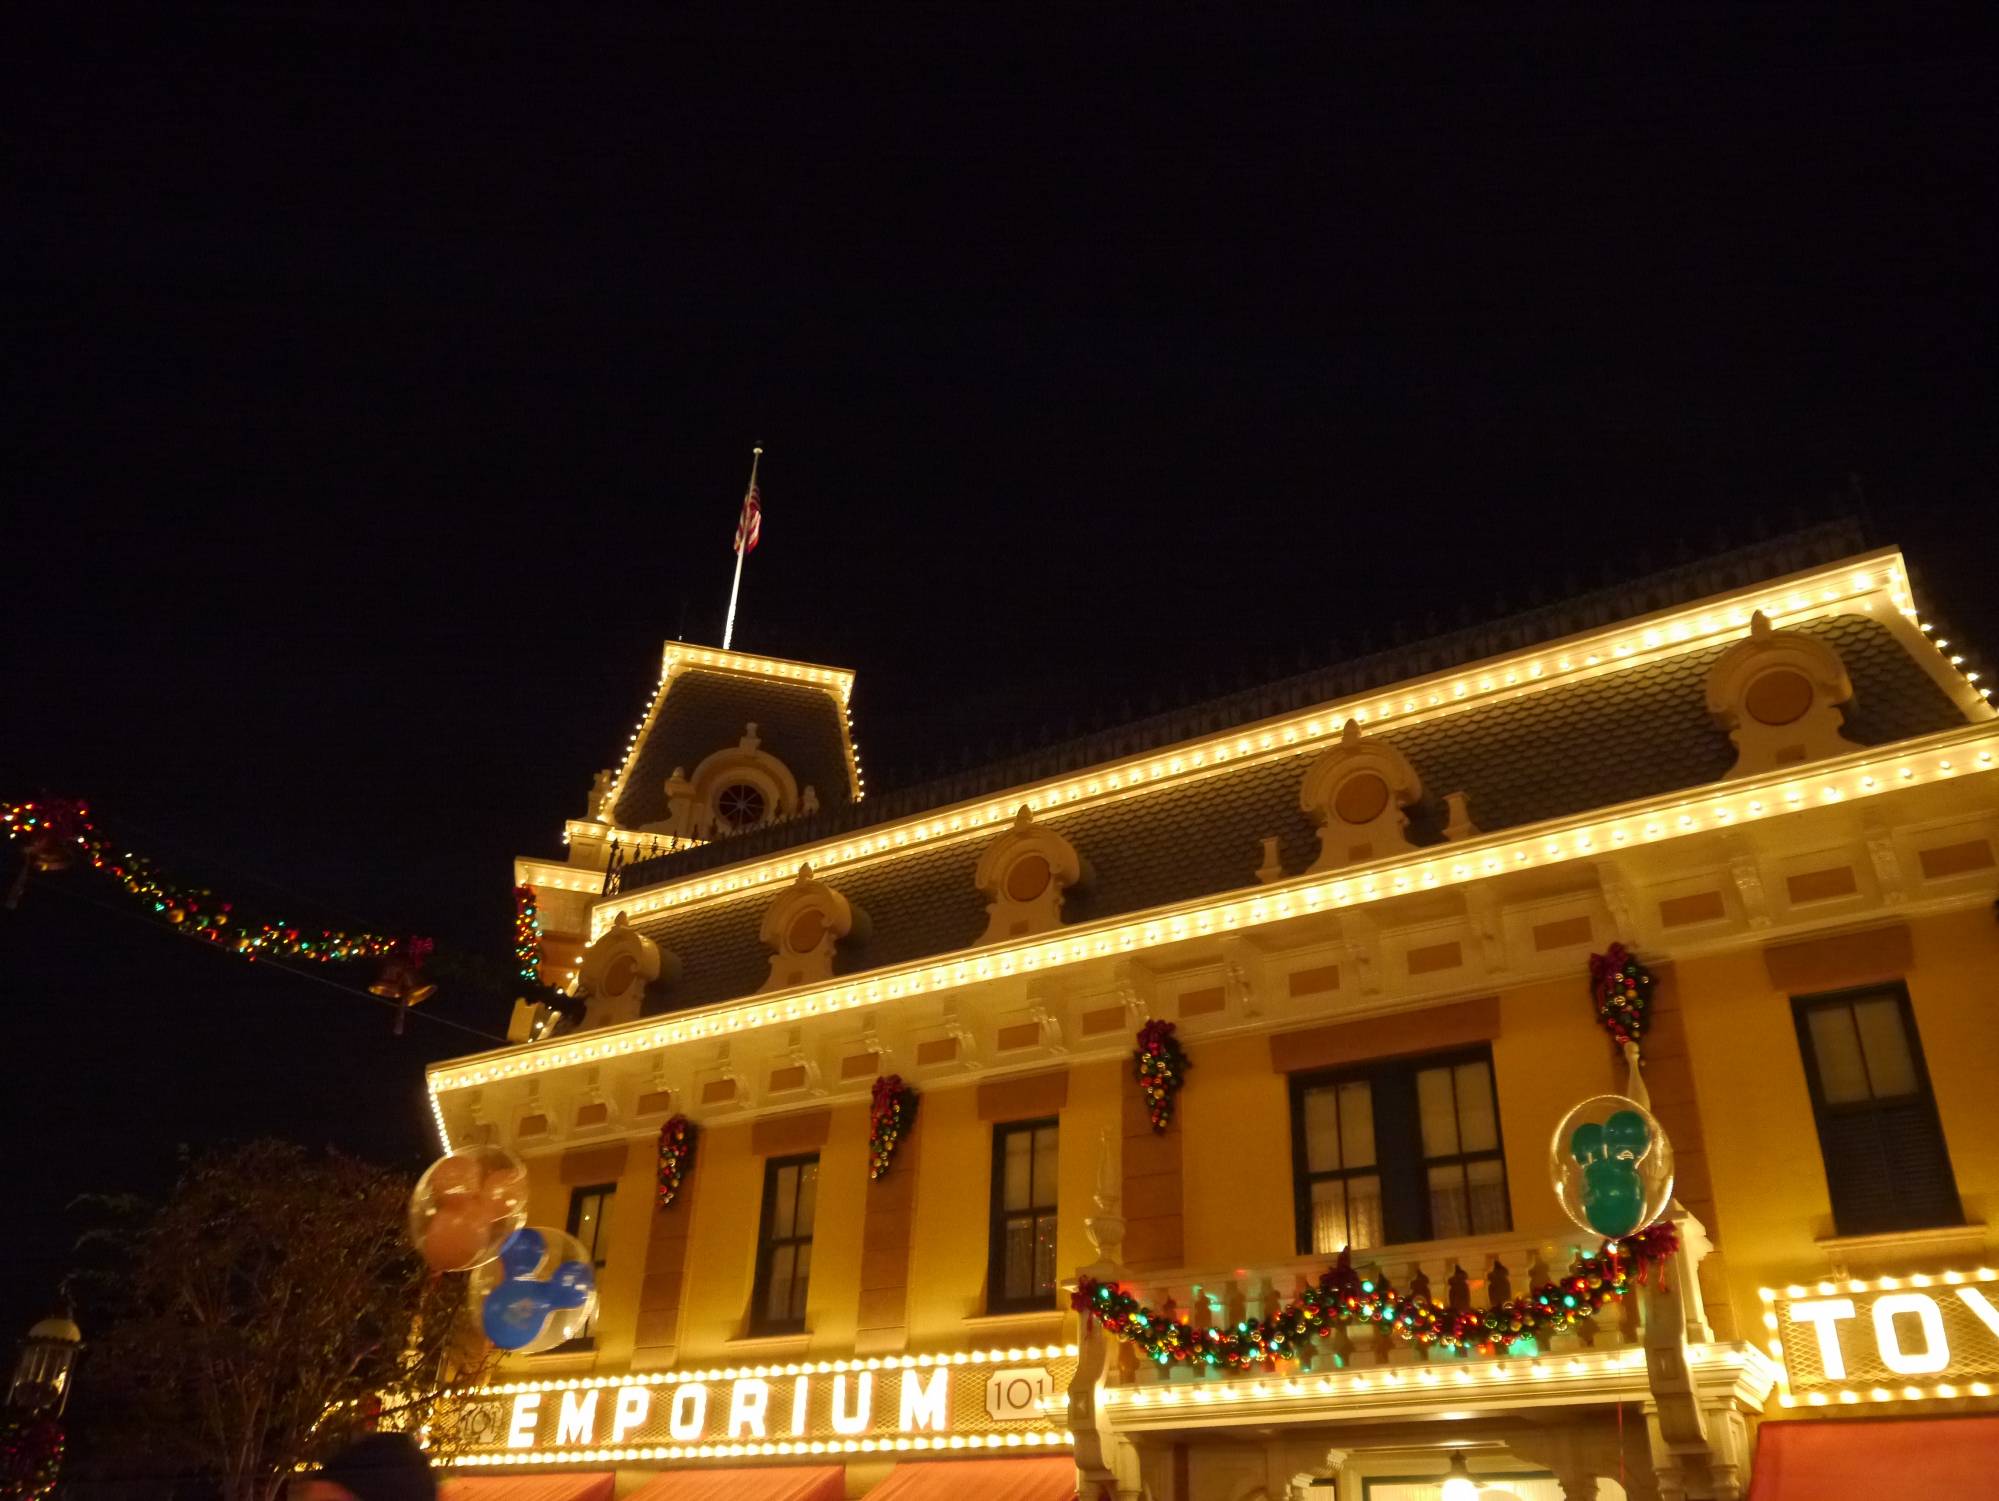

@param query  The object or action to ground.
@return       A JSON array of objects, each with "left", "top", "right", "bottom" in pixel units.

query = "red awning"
[
  {"left": 621, "top": 1468, "right": 845, "bottom": 1501},
  {"left": 863, "top": 1458, "right": 1076, "bottom": 1501},
  {"left": 440, "top": 1475, "right": 615, "bottom": 1501},
  {"left": 1746, "top": 1415, "right": 1999, "bottom": 1499}
]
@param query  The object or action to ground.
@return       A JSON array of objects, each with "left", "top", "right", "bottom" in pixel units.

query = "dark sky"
[{"left": 4, "top": 4, "right": 1996, "bottom": 1341}]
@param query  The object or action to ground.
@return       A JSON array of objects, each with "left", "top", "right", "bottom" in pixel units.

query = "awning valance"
[
  {"left": 440, "top": 1474, "right": 615, "bottom": 1501},
  {"left": 862, "top": 1458, "right": 1076, "bottom": 1501},
  {"left": 1746, "top": 1415, "right": 1999, "bottom": 1499},
  {"left": 620, "top": 1467, "right": 845, "bottom": 1501}
]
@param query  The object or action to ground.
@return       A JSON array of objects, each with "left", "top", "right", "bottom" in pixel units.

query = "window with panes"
[
  {"left": 560, "top": 1183, "right": 615, "bottom": 1347},
  {"left": 1289, "top": 1049, "right": 1509, "bottom": 1253},
  {"left": 1792, "top": 985, "right": 1960, "bottom": 1235},
  {"left": 988, "top": 1118, "right": 1059, "bottom": 1313},
  {"left": 750, "top": 1155, "right": 818, "bottom": 1334}
]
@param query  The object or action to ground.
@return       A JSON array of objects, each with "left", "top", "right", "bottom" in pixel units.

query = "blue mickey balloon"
[{"left": 482, "top": 1228, "right": 558, "bottom": 1350}]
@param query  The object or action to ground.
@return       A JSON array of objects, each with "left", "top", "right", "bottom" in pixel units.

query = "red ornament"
[
  {"left": 1589, "top": 942, "right": 1656, "bottom": 1050},
  {"left": 656, "top": 1115, "right": 697, "bottom": 1209}
]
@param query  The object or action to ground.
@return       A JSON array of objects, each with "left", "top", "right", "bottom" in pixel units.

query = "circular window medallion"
[
  {"left": 603, "top": 953, "right": 637, "bottom": 998},
  {"left": 786, "top": 909, "right": 828, "bottom": 954},
  {"left": 716, "top": 782, "right": 768, "bottom": 829},
  {"left": 1744, "top": 668, "right": 1814, "bottom": 727},
  {"left": 1333, "top": 771, "right": 1391, "bottom": 825},
  {"left": 1004, "top": 853, "right": 1053, "bottom": 903}
]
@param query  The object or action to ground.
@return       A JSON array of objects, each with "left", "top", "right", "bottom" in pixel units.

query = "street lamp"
[
  {"left": 7, "top": 1312, "right": 82, "bottom": 1417},
  {"left": 1440, "top": 1450, "right": 1479, "bottom": 1501}
]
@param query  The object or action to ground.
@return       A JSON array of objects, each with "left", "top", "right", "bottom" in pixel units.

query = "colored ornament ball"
[
  {"left": 656, "top": 1114, "right": 697, "bottom": 1209},
  {"left": 0, "top": 1411, "right": 64, "bottom": 1501},
  {"left": 1588, "top": 941, "right": 1655, "bottom": 1050},
  {"left": 1133, "top": 1018, "right": 1191, "bottom": 1133},
  {"left": 868, "top": 1074, "right": 919, "bottom": 1181}
]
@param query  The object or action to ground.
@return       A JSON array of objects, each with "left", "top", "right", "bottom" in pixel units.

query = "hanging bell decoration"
[{"left": 371, "top": 937, "right": 438, "bottom": 1033}]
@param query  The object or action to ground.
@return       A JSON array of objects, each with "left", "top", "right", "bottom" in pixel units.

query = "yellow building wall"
[
  {"left": 1681, "top": 908, "right": 1999, "bottom": 1334},
  {"left": 504, "top": 909, "right": 1999, "bottom": 1393}
]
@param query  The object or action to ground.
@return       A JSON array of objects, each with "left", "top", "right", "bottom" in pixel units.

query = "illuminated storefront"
[{"left": 430, "top": 526, "right": 1999, "bottom": 1498}]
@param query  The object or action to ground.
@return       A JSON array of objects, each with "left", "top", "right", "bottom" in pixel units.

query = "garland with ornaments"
[
  {"left": 1588, "top": 942, "right": 1656, "bottom": 1051},
  {"left": 656, "top": 1115, "right": 697, "bottom": 1209},
  {"left": 1133, "top": 1018, "right": 1190, "bottom": 1132},
  {"left": 868, "top": 1074, "right": 918, "bottom": 1180},
  {"left": 0, "top": 1412, "right": 63, "bottom": 1501},
  {"left": 1074, "top": 1221, "right": 1677, "bottom": 1368},
  {"left": 2, "top": 798, "right": 401, "bottom": 964}
]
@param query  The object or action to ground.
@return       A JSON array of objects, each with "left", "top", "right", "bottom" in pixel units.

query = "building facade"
[{"left": 428, "top": 526, "right": 1999, "bottom": 1501}]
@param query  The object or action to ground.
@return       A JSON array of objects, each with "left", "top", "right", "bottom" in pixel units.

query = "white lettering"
[
  {"left": 555, "top": 1390, "right": 597, "bottom": 1445},
  {"left": 1958, "top": 1287, "right": 1999, "bottom": 1341},
  {"left": 669, "top": 1383, "right": 708, "bottom": 1441},
  {"left": 728, "top": 1378, "right": 771, "bottom": 1438},
  {"left": 790, "top": 1376, "right": 811, "bottom": 1436},
  {"left": 1789, "top": 1298, "right": 1856, "bottom": 1380},
  {"left": 1873, "top": 1292, "right": 1949, "bottom": 1375},
  {"left": 507, "top": 1392, "right": 542, "bottom": 1449},
  {"left": 830, "top": 1371, "right": 872, "bottom": 1435},
  {"left": 611, "top": 1386, "right": 650, "bottom": 1442},
  {"left": 899, "top": 1367, "right": 949, "bottom": 1432}
]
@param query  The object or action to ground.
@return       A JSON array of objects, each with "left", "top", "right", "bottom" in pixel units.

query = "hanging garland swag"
[
  {"left": 1133, "top": 1018, "right": 1191, "bottom": 1132},
  {"left": 2, "top": 799, "right": 402, "bottom": 963},
  {"left": 0, "top": 1411, "right": 64, "bottom": 1501},
  {"left": 656, "top": 1115, "right": 697, "bottom": 1209},
  {"left": 1074, "top": 1222, "right": 1678, "bottom": 1368},
  {"left": 1589, "top": 941, "right": 1656, "bottom": 1051},
  {"left": 868, "top": 1074, "right": 918, "bottom": 1180}
]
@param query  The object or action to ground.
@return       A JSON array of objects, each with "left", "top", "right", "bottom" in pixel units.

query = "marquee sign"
[
  {"left": 449, "top": 1345, "right": 1078, "bottom": 1465},
  {"left": 1762, "top": 1268, "right": 1999, "bottom": 1405}
]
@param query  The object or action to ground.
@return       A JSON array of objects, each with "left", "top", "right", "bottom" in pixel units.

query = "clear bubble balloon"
[
  {"left": 473, "top": 1226, "right": 597, "bottom": 1353},
  {"left": 408, "top": 1144, "right": 529, "bottom": 1272},
  {"left": 1550, "top": 1094, "right": 1674, "bottom": 1240}
]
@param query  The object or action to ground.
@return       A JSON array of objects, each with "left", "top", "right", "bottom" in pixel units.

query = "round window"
[
  {"left": 1744, "top": 668, "right": 1814, "bottom": 726},
  {"left": 1333, "top": 771, "right": 1390, "bottom": 825},
  {"left": 786, "top": 909, "right": 828, "bottom": 954},
  {"left": 715, "top": 782, "right": 768, "bottom": 829},
  {"left": 1004, "top": 853, "right": 1053, "bottom": 903}
]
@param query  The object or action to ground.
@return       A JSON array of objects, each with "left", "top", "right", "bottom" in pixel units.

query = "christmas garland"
[
  {"left": 514, "top": 883, "right": 545, "bottom": 985},
  {"left": 868, "top": 1074, "right": 918, "bottom": 1180},
  {"left": 656, "top": 1115, "right": 697, "bottom": 1209},
  {"left": 3, "top": 798, "right": 401, "bottom": 964},
  {"left": 1073, "top": 1222, "right": 1677, "bottom": 1367},
  {"left": 0, "top": 1412, "right": 63, "bottom": 1501},
  {"left": 1589, "top": 942, "right": 1656, "bottom": 1050},
  {"left": 1134, "top": 1018, "right": 1190, "bottom": 1132}
]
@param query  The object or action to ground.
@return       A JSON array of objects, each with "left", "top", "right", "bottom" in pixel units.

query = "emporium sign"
[
  {"left": 454, "top": 1347, "right": 1079, "bottom": 1462},
  {"left": 1762, "top": 1268, "right": 1999, "bottom": 1404}
]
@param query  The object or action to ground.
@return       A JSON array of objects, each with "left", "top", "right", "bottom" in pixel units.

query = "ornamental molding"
[
  {"left": 1705, "top": 610, "right": 1862, "bottom": 776},
  {"left": 1299, "top": 720, "right": 1424, "bottom": 872},
  {"left": 973, "top": 806, "right": 1087, "bottom": 943},
  {"left": 757, "top": 865, "right": 860, "bottom": 993},
  {"left": 430, "top": 722, "right": 1999, "bottom": 1149},
  {"left": 587, "top": 548, "right": 1976, "bottom": 939}
]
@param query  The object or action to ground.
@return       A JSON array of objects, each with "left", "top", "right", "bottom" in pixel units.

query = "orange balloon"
[
  {"left": 422, "top": 1205, "right": 491, "bottom": 1272},
  {"left": 429, "top": 1155, "right": 481, "bottom": 1201}
]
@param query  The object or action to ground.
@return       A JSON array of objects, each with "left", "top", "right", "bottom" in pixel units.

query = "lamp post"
[{"left": 7, "top": 1312, "right": 82, "bottom": 1417}]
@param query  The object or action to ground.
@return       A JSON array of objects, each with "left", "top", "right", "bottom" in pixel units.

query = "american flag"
[{"left": 733, "top": 482, "right": 762, "bottom": 555}]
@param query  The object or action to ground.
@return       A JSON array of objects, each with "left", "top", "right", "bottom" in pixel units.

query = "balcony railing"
[{"left": 1090, "top": 1222, "right": 1682, "bottom": 1390}]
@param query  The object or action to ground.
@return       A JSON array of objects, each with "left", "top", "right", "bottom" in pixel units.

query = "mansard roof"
[
  {"left": 609, "top": 658, "right": 858, "bottom": 828},
  {"left": 597, "top": 528, "right": 1972, "bottom": 1015}
]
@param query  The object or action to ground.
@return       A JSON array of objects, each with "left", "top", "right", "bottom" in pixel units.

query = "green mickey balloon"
[
  {"left": 1603, "top": 1108, "right": 1651, "bottom": 1159},
  {"left": 1582, "top": 1157, "right": 1645, "bottom": 1237}
]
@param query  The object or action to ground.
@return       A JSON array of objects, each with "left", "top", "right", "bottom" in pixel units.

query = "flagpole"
[{"left": 721, "top": 445, "right": 761, "bottom": 651}]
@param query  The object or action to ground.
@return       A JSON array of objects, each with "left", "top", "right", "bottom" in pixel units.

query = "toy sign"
[{"left": 1764, "top": 1269, "right": 1999, "bottom": 1404}]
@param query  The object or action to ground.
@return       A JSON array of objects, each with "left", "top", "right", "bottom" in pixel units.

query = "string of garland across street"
[{"left": 1073, "top": 1222, "right": 1679, "bottom": 1368}]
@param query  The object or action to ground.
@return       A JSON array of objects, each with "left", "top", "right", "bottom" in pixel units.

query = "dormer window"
[{"left": 715, "top": 781, "right": 769, "bottom": 832}]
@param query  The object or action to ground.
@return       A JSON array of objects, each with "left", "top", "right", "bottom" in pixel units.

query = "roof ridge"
[{"left": 611, "top": 517, "right": 1868, "bottom": 886}]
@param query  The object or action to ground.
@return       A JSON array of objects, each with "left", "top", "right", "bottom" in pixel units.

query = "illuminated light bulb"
[{"left": 1441, "top": 1452, "right": 1478, "bottom": 1501}]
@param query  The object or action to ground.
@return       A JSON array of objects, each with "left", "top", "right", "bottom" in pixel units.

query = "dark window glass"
[
  {"left": 750, "top": 1155, "right": 818, "bottom": 1334},
  {"left": 560, "top": 1184, "right": 615, "bottom": 1347},
  {"left": 989, "top": 1119, "right": 1059, "bottom": 1312},
  {"left": 1290, "top": 1049, "right": 1510, "bottom": 1253},
  {"left": 1793, "top": 986, "right": 1960, "bottom": 1235}
]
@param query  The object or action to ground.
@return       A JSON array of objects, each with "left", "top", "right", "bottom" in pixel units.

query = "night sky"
[{"left": 5, "top": 5, "right": 1996, "bottom": 1342}]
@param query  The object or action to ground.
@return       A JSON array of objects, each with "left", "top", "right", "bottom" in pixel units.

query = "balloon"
[
  {"left": 1569, "top": 1122, "right": 1605, "bottom": 1164},
  {"left": 1550, "top": 1094, "right": 1675, "bottom": 1240},
  {"left": 474, "top": 1226, "right": 597, "bottom": 1354},
  {"left": 1603, "top": 1109, "right": 1652, "bottom": 1158},
  {"left": 408, "top": 1145, "right": 529, "bottom": 1272}
]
